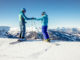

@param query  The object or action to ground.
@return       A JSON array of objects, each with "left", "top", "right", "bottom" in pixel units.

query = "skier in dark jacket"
[
  {"left": 19, "top": 8, "right": 33, "bottom": 41},
  {"left": 35, "top": 12, "right": 50, "bottom": 42}
]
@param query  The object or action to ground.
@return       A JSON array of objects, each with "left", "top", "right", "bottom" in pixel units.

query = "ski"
[{"left": 9, "top": 40, "right": 27, "bottom": 45}]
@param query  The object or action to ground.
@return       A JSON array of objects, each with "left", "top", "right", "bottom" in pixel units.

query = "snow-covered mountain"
[
  {"left": 0, "top": 26, "right": 80, "bottom": 41},
  {"left": 0, "top": 26, "right": 10, "bottom": 38}
]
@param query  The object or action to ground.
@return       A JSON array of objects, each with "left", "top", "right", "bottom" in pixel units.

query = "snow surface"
[{"left": 0, "top": 38, "right": 80, "bottom": 60}]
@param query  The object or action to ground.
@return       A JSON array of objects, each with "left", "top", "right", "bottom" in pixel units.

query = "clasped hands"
[{"left": 31, "top": 17, "right": 36, "bottom": 20}]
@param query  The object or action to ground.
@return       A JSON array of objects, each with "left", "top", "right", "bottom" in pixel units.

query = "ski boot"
[
  {"left": 18, "top": 38, "right": 27, "bottom": 42},
  {"left": 43, "top": 39, "right": 50, "bottom": 42}
]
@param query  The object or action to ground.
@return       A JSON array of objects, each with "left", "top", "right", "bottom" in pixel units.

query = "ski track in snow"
[
  {"left": 29, "top": 43, "right": 52, "bottom": 58},
  {"left": 29, "top": 41, "right": 60, "bottom": 58}
]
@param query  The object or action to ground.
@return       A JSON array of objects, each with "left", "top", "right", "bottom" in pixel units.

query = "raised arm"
[
  {"left": 36, "top": 17, "right": 43, "bottom": 20},
  {"left": 22, "top": 13, "right": 32, "bottom": 20},
  {"left": 35, "top": 15, "right": 47, "bottom": 21},
  {"left": 35, "top": 16, "right": 44, "bottom": 21}
]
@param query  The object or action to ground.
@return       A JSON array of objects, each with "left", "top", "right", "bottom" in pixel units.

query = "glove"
[{"left": 31, "top": 17, "right": 36, "bottom": 19}]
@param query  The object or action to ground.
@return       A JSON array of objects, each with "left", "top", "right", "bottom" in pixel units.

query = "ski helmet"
[
  {"left": 21, "top": 8, "right": 26, "bottom": 12},
  {"left": 42, "top": 12, "right": 46, "bottom": 15}
]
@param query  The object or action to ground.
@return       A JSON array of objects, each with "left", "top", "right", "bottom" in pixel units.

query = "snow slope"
[{"left": 0, "top": 38, "right": 80, "bottom": 60}]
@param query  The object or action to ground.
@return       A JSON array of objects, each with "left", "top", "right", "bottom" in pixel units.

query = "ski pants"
[
  {"left": 42, "top": 26, "right": 49, "bottom": 40},
  {"left": 19, "top": 22, "right": 26, "bottom": 38}
]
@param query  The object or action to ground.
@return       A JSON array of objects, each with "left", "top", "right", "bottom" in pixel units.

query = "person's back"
[
  {"left": 41, "top": 14, "right": 48, "bottom": 26},
  {"left": 36, "top": 12, "right": 48, "bottom": 27}
]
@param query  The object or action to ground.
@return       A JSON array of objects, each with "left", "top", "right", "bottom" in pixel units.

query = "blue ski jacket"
[
  {"left": 19, "top": 11, "right": 32, "bottom": 25},
  {"left": 36, "top": 14, "right": 48, "bottom": 26}
]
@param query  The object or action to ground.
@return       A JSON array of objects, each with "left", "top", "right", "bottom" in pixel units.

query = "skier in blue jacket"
[
  {"left": 18, "top": 8, "right": 33, "bottom": 41},
  {"left": 35, "top": 12, "right": 50, "bottom": 42}
]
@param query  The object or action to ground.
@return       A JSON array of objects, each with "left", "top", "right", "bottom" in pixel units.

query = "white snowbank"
[
  {"left": 9, "top": 27, "right": 41, "bottom": 32},
  {"left": 0, "top": 38, "right": 80, "bottom": 60}
]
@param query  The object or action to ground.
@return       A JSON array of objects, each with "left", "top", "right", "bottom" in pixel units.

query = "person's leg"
[
  {"left": 19, "top": 32, "right": 21, "bottom": 38},
  {"left": 18, "top": 24, "right": 26, "bottom": 41},
  {"left": 21, "top": 24, "right": 26, "bottom": 40},
  {"left": 19, "top": 23, "right": 22, "bottom": 38},
  {"left": 42, "top": 26, "right": 50, "bottom": 42},
  {"left": 18, "top": 23, "right": 22, "bottom": 41}
]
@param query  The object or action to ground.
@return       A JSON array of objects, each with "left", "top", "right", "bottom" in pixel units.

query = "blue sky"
[{"left": 0, "top": 0, "right": 80, "bottom": 28}]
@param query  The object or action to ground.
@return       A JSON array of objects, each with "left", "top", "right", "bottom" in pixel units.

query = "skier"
[
  {"left": 35, "top": 12, "right": 50, "bottom": 42},
  {"left": 18, "top": 8, "right": 34, "bottom": 41}
]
